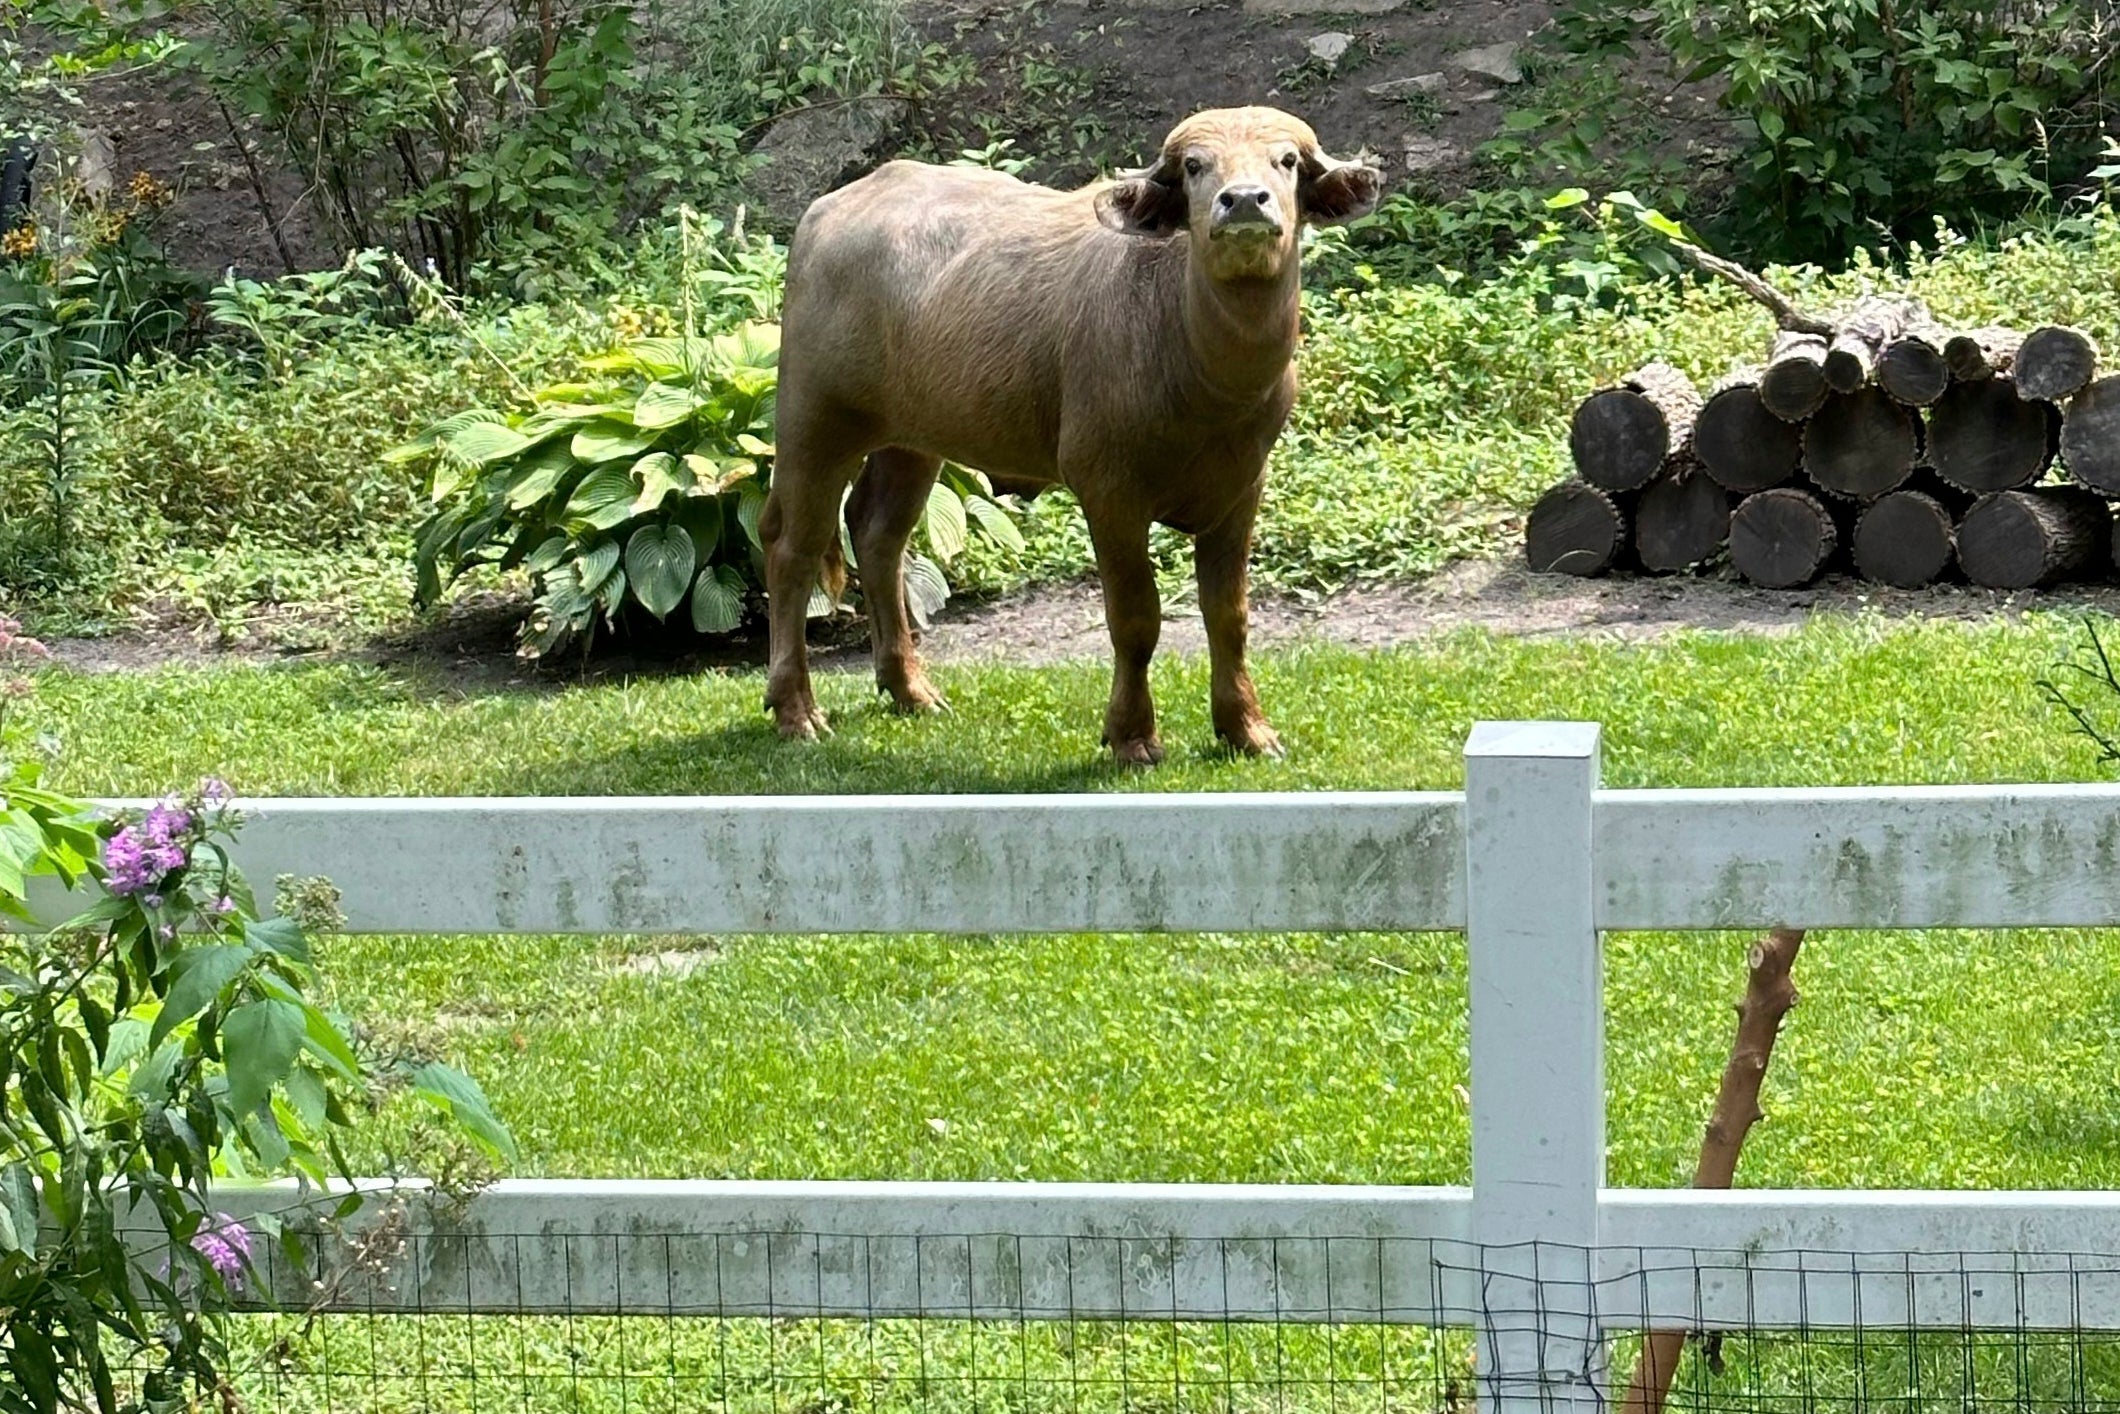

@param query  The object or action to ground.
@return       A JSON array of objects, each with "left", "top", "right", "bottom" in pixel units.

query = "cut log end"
[
  {"left": 1803, "top": 388, "right": 1918, "bottom": 500},
  {"left": 1526, "top": 481, "right": 1628, "bottom": 576},
  {"left": 1759, "top": 332, "right": 1829, "bottom": 422},
  {"left": 1730, "top": 488, "right": 1838, "bottom": 589},
  {"left": 1928, "top": 376, "right": 2056, "bottom": 492},
  {"left": 1877, "top": 336, "right": 1949, "bottom": 407},
  {"left": 2063, "top": 376, "right": 2120, "bottom": 496},
  {"left": 1696, "top": 384, "right": 1804, "bottom": 493},
  {"left": 1957, "top": 487, "right": 2112, "bottom": 590},
  {"left": 2015, "top": 325, "right": 2100, "bottom": 403},
  {"left": 1853, "top": 490, "right": 1955, "bottom": 589},
  {"left": 1634, "top": 469, "right": 1732, "bottom": 572},
  {"left": 1570, "top": 390, "right": 1673, "bottom": 491}
]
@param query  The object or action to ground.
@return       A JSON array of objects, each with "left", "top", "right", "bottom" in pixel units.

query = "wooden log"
[
  {"left": 1730, "top": 487, "right": 1837, "bottom": 588},
  {"left": 1618, "top": 929, "right": 1805, "bottom": 1414},
  {"left": 1569, "top": 362, "right": 1703, "bottom": 491},
  {"left": 1802, "top": 388, "right": 1919, "bottom": 500},
  {"left": 1823, "top": 296, "right": 1921, "bottom": 393},
  {"left": 1525, "top": 480, "right": 1628, "bottom": 576},
  {"left": 1956, "top": 486, "right": 2111, "bottom": 589},
  {"left": 1633, "top": 464, "right": 1731, "bottom": 572},
  {"left": 1695, "top": 376, "right": 1803, "bottom": 493},
  {"left": 1944, "top": 327, "right": 2023, "bottom": 382},
  {"left": 2015, "top": 325, "right": 2100, "bottom": 403},
  {"left": 1758, "top": 331, "right": 1829, "bottom": 422},
  {"left": 1927, "top": 375, "right": 2057, "bottom": 492},
  {"left": 2062, "top": 375, "right": 2120, "bottom": 496},
  {"left": 1876, "top": 331, "right": 1950, "bottom": 407},
  {"left": 1852, "top": 489, "right": 1956, "bottom": 588}
]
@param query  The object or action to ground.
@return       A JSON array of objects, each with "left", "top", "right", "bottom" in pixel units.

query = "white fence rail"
[{"left": 52, "top": 720, "right": 2120, "bottom": 1414}]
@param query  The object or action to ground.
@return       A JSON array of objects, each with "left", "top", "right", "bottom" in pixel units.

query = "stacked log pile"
[{"left": 1525, "top": 244, "right": 2115, "bottom": 592}]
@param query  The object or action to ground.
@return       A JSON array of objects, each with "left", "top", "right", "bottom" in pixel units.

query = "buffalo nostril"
[{"left": 1218, "top": 191, "right": 1237, "bottom": 209}]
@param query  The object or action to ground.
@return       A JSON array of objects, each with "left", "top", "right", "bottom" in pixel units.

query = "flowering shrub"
[{"left": 0, "top": 614, "right": 513, "bottom": 1414}]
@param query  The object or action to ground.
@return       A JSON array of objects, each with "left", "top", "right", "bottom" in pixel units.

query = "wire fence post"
[{"left": 1464, "top": 722, "right": 1607, "bottom": 1414}]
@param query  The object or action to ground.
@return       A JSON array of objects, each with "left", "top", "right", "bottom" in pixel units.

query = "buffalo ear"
[
  {"left": 1095, "top": 175, "right": 1188, "bottom": 236},
  {"left": 1300, "top": 157, "right": 1382, "bottom": 226}
]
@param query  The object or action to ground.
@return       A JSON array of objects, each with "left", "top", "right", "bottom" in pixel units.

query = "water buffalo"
[{"left": 761, "top": 107, "right": 1381, "bottom": 764}]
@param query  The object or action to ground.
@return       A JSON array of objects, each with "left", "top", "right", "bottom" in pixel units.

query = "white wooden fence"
[{"left": 67, "top": 720, "right": 2120, "bottom": 1414}]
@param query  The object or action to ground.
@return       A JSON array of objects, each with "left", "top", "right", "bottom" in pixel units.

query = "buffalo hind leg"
[
  {"left": 1195, "top": 490, "right": 1282, "bottom": 758},
  {"left": 1084, "top": 504, "right": 1164, "bottom": 766},
  {"left": 847, "top": 447, "right": 948, "bottom": 714},
  {"left": 761, "top": 421, "right": 863, "bottom": 739}
]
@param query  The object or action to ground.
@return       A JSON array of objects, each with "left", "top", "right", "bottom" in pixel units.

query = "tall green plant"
[
  {"left": 0, "top": 614, "right": 513, "bottom": 1414},
  {"left": 1559, "top": 0, "right": 2108, "bottom": 262}
]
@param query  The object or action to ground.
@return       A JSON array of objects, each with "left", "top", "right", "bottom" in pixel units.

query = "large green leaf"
[
  {"left": 411, "top": 1062, "right": 517, "bottom": 1162},
  {"left": 150, "top": 944, "right": 253, "bottom": 1050},
  {"left": 222, "top": 999, "right": 306, "bottom": 1118},
  {"left": 577, "top": 538, "right": 622, "bottom": 597},
  {"left": 571, "top": 420, "right": 656, "bottom": 464},
  {"left": 924, "top": 480, "right": 969, "bottom": 563},
  {"left": 625, "top": 524, "right": 697, "bottom": 619},
  {"left": 966, "top": 494, "right": 1026, "bottom": 552},
  {"left": 905, "top": 553, "right": 950, "bottom": 628},
  {"left": 441, "top": 420, "right": 532, "bottom": 467},
  {"left": 737, "top": 482, "right": 769, "bottom": 549},
  {"left": 690, "top": 563, "right": 748, "bottom": 634},
  {"left": 0, "top": 1163, "right": 36, "bottom": 1259},
  {"left": 631, "top": 452, "right": 690, "bottom": 516},
  {"left": 382, "top": 408, "right": 503, "bottom": 465},
  {"left": 565, "top": 466, "right": 637, "bottom": 531},
  {"left": 504, "top": 442, "right": 581, "bottom": 510},
  {"left": 633, "top": 380, "right": 704, "bottom": 430}
]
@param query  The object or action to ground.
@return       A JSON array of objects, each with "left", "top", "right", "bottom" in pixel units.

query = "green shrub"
[{"left": 399, "top": 323, "right": 1025, "bottom": 655}]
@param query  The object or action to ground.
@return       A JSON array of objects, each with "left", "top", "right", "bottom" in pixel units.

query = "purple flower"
[
  {"left": 103, "top": 821, "right": 187, "bottom": 896},
  {"left": 200, "top": 777, "right": 233, "bottom": 805},
  {"left": 213, "top": 895, "right": 235, "bottom": 914},
  {"left": 143, "top": 801, "right": 192, "bottom": 846},
  {"left": 190, "top": 1215, "right": 252, "bottom": 1289}
]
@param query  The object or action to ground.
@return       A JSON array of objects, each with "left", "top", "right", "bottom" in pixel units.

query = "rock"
[
  {"left": 1449, "top": 41, "right": 1523, "bottom": 84},
  {"left": 1401, "top": 137, "right": 1462, "bottom": 174},
  {"left": 1306, "top": 31, "right": 1355, "bottom": 66},
  {"left": 1244, "top": 0, "right": 1400, "bottom": 16},
  {"left": 1366, "top": 72, "right": 1446, "bottom": 101},
  {"left": 747, "top": 97, "right": 906, "bottom": 234}
]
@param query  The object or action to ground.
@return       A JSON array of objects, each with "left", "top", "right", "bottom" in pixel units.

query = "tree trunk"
[
  {"left": 1928, "top": 375, "right": 2057, "bottom": 492},
  {"left": 1944, "top": 327, "right": 2024, "bottom": 382},
  {"left": 2062, "top": 375, "right": 2120, "bottom": 496},
  {"left": 1634, "top": 464, "right": 1732, "bottom": 572},
  {"left": 1526, "top": 481, "right": 1629, "bottom": 576},
  {"left": 1696, "top": 377, "right": 1804, "bottom": 493},
  {"left": 2015, "top": 325, "right": 2100, "bottom": 403},
  {"left": 1823, "top": 296, "right": 1922, "bottom": 393},
  {"left": 1570, "top": 362, "right": 1704, "bottom": 491},
  {"left": 1758, "top": 331, "right": 1830, "bottom": 422},
  {"left": 1853, "top": 489, "right": 1956, "bottom": 588},
  {"left": 1731, "top": 488, "right": 1838, "bottom": 588},
  {"left": 1802, "top": 388, "right": 1920, "bottom": 500},
  {"left": 1618, "top": 930, "right": 1806, "bottom": 1414},
  {"left": 1957, "top": 487, "right": 2111, "bottom": 589},
  {"left": 1876, "top": 332, "right": 1950, "bottom": 407}
]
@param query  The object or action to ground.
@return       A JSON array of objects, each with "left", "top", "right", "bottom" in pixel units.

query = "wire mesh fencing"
[{"left": 111, "top": 1217, "right": 2120, "bottom": 1414}]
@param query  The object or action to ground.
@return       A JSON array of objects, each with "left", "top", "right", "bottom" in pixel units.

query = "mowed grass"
[{"left": 32, "top": 612, "right": 2120, "bottom": 1412}]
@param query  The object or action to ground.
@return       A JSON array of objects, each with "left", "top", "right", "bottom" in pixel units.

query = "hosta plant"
[{"left": 396, "top": 322, "right": 1023, "bottom": 655}]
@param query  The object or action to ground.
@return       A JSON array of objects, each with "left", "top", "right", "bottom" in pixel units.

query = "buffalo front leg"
[
  {"left": 760, "top": 435, "right": 860, "bottom": 740},
  {"left": 1195, "top": 490, "right": 1282, "bottom": 758},
  {"left": 1085, "top": 505, "right": 1164, "bottom": 766},
  {"left": 846, "top": 447, "right": 949, "bottom": 715}
]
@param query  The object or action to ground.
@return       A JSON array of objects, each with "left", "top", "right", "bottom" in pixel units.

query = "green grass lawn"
[{"left": 31, "top": 611, "right": 2120, "bottom": 1411}]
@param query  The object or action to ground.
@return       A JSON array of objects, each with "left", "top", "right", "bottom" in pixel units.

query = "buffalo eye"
[
  {"left": 1184, "top": 156, "right": 1203, "bottom": 177},
  {"left": 1281, "top": 152, "right": 1299, "bottom": 169}
]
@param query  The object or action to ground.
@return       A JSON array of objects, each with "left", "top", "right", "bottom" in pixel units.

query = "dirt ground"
[{"left": 42, "top": 559, "right": 2114, "bottom": 689}]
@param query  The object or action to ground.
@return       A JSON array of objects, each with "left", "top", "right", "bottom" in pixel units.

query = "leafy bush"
[
  {"left": 401, "top": 321, "right": 1024, "bottom": 654},
  {"left": 1556, "top": 0, "right": 2112, "bottom": 264},
  {"left": 0, "top": 616, "right": 513, "bottom": 1412}
]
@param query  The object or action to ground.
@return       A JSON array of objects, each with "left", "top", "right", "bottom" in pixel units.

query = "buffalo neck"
[{"left": 1170, "top": 239, "right": 1303, "bottom": 406}]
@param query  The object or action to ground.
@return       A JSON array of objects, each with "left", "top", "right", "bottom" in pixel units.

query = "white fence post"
[{"left": 1464, "top": 722, "right": 1606, "bottom": 1414}]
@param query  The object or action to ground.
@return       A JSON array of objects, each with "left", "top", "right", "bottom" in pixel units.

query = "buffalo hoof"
[
  {"left": 1108, "top": 735, "right": 1166, "bottom": 768},
  {"left": 882, "top": 674, "right": 951, "bottom": 716},
  {"left": 1219, "top": 720, "right": 1286, "bottom": 760},
  {"left": 771, "top": 698, "right": 832, "bottom": 740}
]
